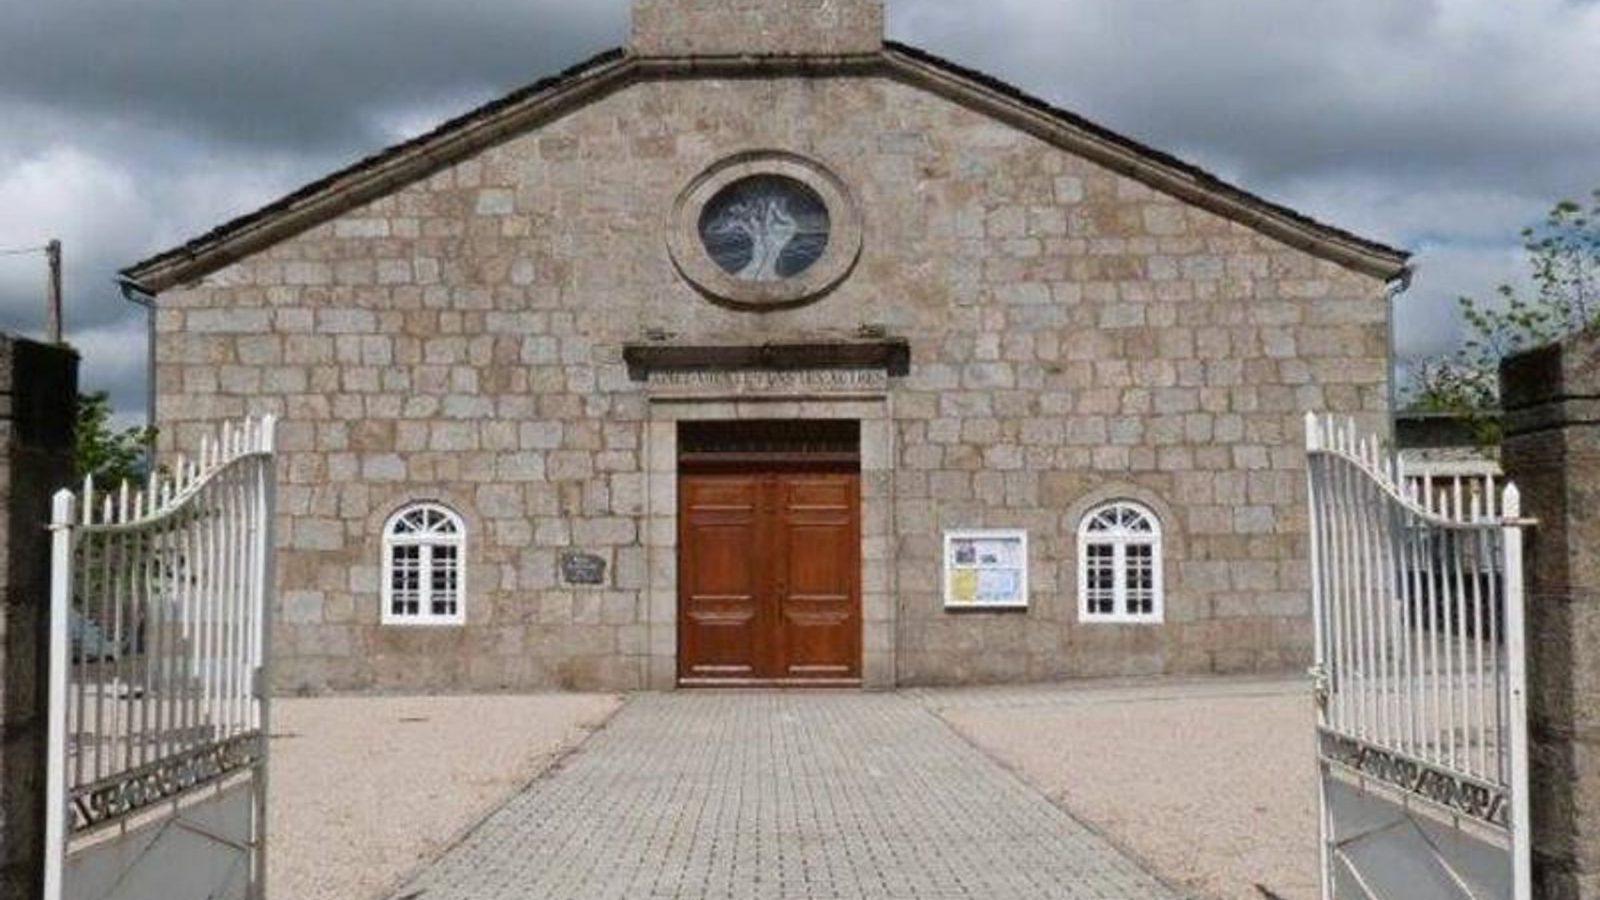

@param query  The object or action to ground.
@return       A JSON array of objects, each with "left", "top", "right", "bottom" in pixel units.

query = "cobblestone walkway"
[{"left": 398, "top": 692, "right": 1183, "bottom": 900}]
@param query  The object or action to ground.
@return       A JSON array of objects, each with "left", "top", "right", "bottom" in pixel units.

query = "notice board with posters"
[{"left": 943, "top": 529, "right": 1028, "bottom": 609}]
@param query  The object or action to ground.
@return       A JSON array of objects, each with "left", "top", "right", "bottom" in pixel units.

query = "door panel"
[
  {"left": 678, "top": 475, "right": 765, "bottom": 679},
  {"left": 678, "top": 469, "right": 860, "bottom": 684},
  {"left": 773, "top": 475, "right": 860, "bottom": 679}
]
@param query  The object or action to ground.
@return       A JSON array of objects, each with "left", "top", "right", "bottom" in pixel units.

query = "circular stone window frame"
[{"left": 668, "top": 151, "right": 863, "bottom": 311}]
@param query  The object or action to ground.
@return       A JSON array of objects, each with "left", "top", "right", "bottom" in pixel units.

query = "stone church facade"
[{"left": 122, "top": 0, "right": 1408, "bottom": 693}]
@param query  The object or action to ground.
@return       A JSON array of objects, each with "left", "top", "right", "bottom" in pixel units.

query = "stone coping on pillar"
[{"left": 1501, "top": 331, "right": 1600, "bottom": 425}]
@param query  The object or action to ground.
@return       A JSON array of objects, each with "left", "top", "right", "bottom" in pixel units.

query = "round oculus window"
[
  {"left": 667, "top": 152, "right": 861, "bottom": 310},
  {"left": 696, "top": 176, "right": 831, "bottom": 282}
]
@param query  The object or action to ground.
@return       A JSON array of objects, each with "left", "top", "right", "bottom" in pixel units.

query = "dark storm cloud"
[
  {"left": 0, "top": 0, "right": 1597, "bottom": 420},
  {"left": 0, "top": 0, "right": 624, "bottom": 153},
  {"left": 0, "top": 0, "right": 625, "bottom": 422},
  {"left": 894, "top": 0, "right": 1600, "bottom": 190}
]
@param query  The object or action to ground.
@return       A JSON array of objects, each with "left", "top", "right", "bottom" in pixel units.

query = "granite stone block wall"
[
  {"left": 0, "top": 336, "right": 77, "bottom": 898},
  {"left": 630, "top": 0, "right": 884, "bottom": 57},
  {"left": 1502, "top": 333, "right": 1600, "bottom": 900},
  {"left": 152, "top": 72, "right": 1391, "bottom": 694}
]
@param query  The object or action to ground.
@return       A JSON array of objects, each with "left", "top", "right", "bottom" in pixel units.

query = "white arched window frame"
[
  {"left": 382, "top": 503, "right": 466, "bottom": 626},
  {"left": 1077, "top": 501, "right": 1164, "bottom": 624}
]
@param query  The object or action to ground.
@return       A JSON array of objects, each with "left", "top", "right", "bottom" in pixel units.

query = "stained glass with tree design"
[{"left": 698, "top": 175, "right": 831, "bottom": 281}]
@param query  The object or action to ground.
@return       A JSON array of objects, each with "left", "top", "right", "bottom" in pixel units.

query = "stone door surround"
[{"left": 640, "top": 363, "right": 897, "bottom": 690}]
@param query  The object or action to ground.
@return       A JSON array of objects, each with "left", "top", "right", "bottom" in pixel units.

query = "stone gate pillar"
[
  {"left": 1501, "top": 331, "right": 1600, "bottom": 900},
  {"left": 0, "top": 335, "right": 77, "bottom": 898}
]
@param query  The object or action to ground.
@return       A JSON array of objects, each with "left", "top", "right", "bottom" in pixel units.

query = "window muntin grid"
[
  {"left": 1077, "top": 502, "right": 1163, "bottom": 623},
  {"left": 382, "top": 503, "right": 466, "bottom": 626}
]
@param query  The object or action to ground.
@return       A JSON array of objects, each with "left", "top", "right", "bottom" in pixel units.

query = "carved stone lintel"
[
  {"left": 646, "top": 367, "right": 889, "bottom": 399},
  {"left": 623, "top": 340, "right": 909, "bottom": 382}
]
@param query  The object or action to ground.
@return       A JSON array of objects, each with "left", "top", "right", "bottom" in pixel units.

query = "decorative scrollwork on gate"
[
  {"left": 68, "top": 732, "right": 263, "bottom": 832},
  {"left": 1320, "top": 730, "right": 1508, "bottom": 828}
]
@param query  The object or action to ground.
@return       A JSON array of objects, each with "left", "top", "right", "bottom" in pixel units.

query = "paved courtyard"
[{"left": 398, "top": 691, "right": 1183, "bottom": 900}]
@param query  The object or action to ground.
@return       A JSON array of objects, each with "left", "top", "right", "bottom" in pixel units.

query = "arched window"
[
  {"left": 382, "top": 503, "right": 466, "bottom": 626},
  {"left": 1078, "top": 501, "right": 1163, "bottom": 623}
]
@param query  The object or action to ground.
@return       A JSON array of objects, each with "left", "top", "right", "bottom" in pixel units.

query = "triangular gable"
[{"left": 122, "top": 45, "right": 1408, "bottom": 293}]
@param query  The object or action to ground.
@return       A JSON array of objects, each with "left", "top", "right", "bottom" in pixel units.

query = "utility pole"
[{"left": 45, "top": 238, "right": 62, "bottom": 344}]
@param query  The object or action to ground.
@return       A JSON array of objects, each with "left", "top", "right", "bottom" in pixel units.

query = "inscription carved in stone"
[{"left": 647, "top": 368, "right": 888, "bottom": 397}]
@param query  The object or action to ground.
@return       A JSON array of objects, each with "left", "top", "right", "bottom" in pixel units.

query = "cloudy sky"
[{"left": 1, "top": 0, "right": 1596, "bottom": 425}]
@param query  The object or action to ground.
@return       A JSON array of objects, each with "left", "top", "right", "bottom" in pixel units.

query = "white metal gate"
[
  {"left": 1305, "top": 414, "right": 1530, "bottom": 900},
  {"left": 44, "top": 417, "right": 277, "bottom": 900}
]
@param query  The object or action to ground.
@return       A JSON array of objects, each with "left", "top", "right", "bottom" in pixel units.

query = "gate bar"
[
  {"left": 44, "top": 490, "right": 76, "bottom": 900},
  {"left": 1504, "top": 486, "right": 1530, "bottom": 900}
]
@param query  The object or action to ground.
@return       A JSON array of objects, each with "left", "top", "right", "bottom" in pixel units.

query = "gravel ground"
[
  {"left": 267, "top": 693, "right": 621, "bottom": 900},
  {"left": 922, "top": 677, "right": 1317, "bottom": 900}
]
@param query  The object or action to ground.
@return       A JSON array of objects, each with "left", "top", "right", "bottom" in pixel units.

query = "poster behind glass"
[{"left": 944, "top": 529, "right": 1028, "bottom": 609}]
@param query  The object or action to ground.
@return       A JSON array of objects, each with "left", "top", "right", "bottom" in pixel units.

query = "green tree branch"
[
  {"left": 73, "top": 391, "right": 157, "bottom": 487},
  {"left": 1407, "top": 188, "right": 1600, "bottom": 444}
]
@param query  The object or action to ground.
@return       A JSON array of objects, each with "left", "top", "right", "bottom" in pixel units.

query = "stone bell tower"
[{"left": 629, "top": 0, "right": 885, "bottom": 57}]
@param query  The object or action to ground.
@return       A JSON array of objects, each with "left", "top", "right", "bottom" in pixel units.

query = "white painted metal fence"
[
  {"left": 1306, "top": 414, "right": 1530, "bottom": 900},
  {"left": 1400, "top": 459, "right": 1504, "bottom": 538},
  {"left": 44, "top": 417, "right": 276, "bottom": 900}
]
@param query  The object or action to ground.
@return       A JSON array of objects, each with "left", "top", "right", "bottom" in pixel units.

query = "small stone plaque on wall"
[{"left": 560, "top": 551, "right": 608, "bottom": 587}]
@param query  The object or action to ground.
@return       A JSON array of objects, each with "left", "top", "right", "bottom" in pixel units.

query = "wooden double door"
[{"left": 677, "top": 466, "right": 861, "bottom": 685}]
